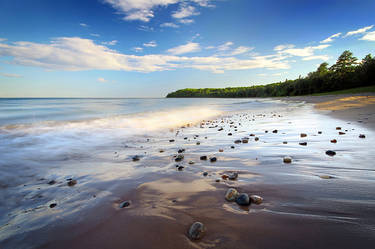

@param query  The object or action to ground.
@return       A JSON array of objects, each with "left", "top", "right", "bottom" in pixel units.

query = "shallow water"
[{"left": 0, "top": 98, "right": 374, "bottom": 248}]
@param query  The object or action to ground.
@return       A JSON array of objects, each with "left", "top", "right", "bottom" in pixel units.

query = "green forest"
[{"left": 166, "top": 50, "right": 375, "bottom": 98}]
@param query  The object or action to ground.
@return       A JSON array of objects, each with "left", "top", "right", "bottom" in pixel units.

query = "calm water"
[{"left": 0, "top": 98, "right": 374, "bottom": 248}]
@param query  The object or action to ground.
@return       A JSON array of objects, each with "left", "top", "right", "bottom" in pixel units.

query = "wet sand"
[{"left": 1, "top": 95, "right": 375, "bottom": 249}]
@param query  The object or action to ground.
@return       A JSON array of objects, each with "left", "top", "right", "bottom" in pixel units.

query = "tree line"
[{"left": 166, "top": 50, "right": 375, "bottom": 98}]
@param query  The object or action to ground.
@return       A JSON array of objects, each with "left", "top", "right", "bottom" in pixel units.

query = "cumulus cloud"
[
  {"left": 0, "top": 37, "right": 290, "bottom": 74},
  {"left": 143, "top": 41, "right": 157, "bottom": 47},
  {"left": 167, "top": 42, "right": 201, "bottom": 55},
  {"left": 345, "top": 25, "right": 374, "bottom": 37},
  {"left": 360, "top": 31, "right": 375, "bottom": 41},
  {"left": 102, "top": 40, "right": 118, "bottom": 46},
  {"left": 320, "top": 32, "right": 341, "bottom": 43},
  {"left": 172, "top": 5, "right": 199, "bottom": 19},
  {"left": 97, "top": 77, "right": 108, "bottom": 83},
  {"left": 217, "top": 42, "right": 233, "bottom": 51},
  {"left": 160, "top": 22, "right": 179, "bottom": 28},
  {"left": 0, "top": 73, "right": 23, "bottom": 78}
]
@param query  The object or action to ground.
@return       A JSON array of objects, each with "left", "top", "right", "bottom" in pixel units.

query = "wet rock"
[
  {"left": 228, "top": 172, "right": 238, "bottom": 180},
  {"left": 272, "top": 130, "right": 278, "bottom": 133},
  {"left": 178, "top": 149, "right": 185, "bottom": 153},
  {"left": 67, "top": 179, "right": 77, "bottom": 187},
  {"left": 188, "top": 161, "right": 195, "bottom": 165},
  {"left": 222, "top": 174, "right": 229, "bottom": 180},
  {"left": 234, "top": 140, "right": 242, "bottom": 144},
  {"left": 336, "top": 127, "right": 341, "bottom": 130},
  {"left": 318, "top": 131, "right": 322, "bottom": 134},
  {"left": 169, "top": 139, "right": 175, "bottom": 142},
  {"left": 359, "top": 134, "right": 366, "bottom": 138},
  {"left": 250, "top": 195, "right": 263, "bottom": 205},
  {"left": 254, "top": 137, "right": 259, "bottom": 141},
  {"left": 215, "top": 178, "right": 221, "bottom": 182},
  {"left": 283, "top": 141, "right": 288, "bottom": 144},
  {"left": 132, "top": 155, "right": 141, "bottom": 161},
  {"left": 242, "top": 139, "right": 249, "bottom": 143},
  {"left": 339, "top": 132, "right": 346, "bottom": 135},
  {"left": 283, "top": 156, "right": 292, "bottom": 163},
  {"left": 177, "top": 165, "right": 184, "bottom": 171},
  {"left": 203, "top": 172, "right": 208, "bottom": 176},
  {"left": 228, "top": 133, "right": 232, "bottom": 136},
  {"left": 299, "top": 142, "right": 307, "bottom": 146},
  {"left": 225, "top": 188, "right": 239, "bottom": 201},
  {"left": 188, "top": 222, "right": 205, "bottom": 240},
  {"left": 175, "top": 154, "right": 184, "bottom": 162},
  {"left": 184, "top": 137, "right": 188, "bottom": 140},
  {"left": 159, "top": 149, "right": 165, "bottom": 153},
  {"left": 249, "top": 134, "right": 255, "bottom": 137},
  {"left": 196, "top": 142, "right": 201, "bottom": 145},
  {"left": 48, "top": 180, "right": 56, "bottom": 185},
  {"left": 218, "top": 128, "right": 223, "bottom": 131},
  {"left": 231, "top": 146, "right": 235, "bottom": 149},
  {"left": 330, "top": 139, "right": 337, "bottom": 143},
  {"left": 265, "top": 130, "right": 268, "bottom": 133},
  {"left": 200, "top": 155, "right": 207, "bottom": 160},
  {"left": 319, "top": 175, "right": 334, "bottom": 179},
  {"left": 210, "top": 157, "right": 217, "bottom": 162},
  {"left": 49, "top": 203, "right": 57, "bottom": 208},
  {"left": 326, "top": 150, "right": 336, "bottom": 156},
  {"left": 219, "top": 149, "right": 224, "bottom": 152},
  {"left": 236, "top": 193, "right": 250, "bottom": 206},
  {"left": 300, "top": 133, "right": 307, "bottom": 137},
  {"left": 119, "top": 200, "right": 131, "bottom": 208}
]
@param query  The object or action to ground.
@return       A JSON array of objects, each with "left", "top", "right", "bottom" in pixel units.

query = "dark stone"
[
  {"left": 339, "top": 132, "right": 346, "bottom": 135},
  {"left": 331, "top": 139, "right": 337, "bottom": 143},
  {"left": 228, "top": 133, "right": 232, "bottom": 136},
  {"left": 169, "top": 139, "right": 175, "bottom": 142},
  {"left": 249, "top": 134, "right": 255, "bottom": 136},
  {"left": 175, "top": 154, "right": 184, "bottom": 162},
  {"left": 272, "top": 130, "right": 278, "bottom": 133},
  {"left": 177, "top": 165, "right": 184, "bottom": 171},
  {"left": 359, "top": 134, "right": 366, "bottom": 138},
  {"left": 254, "top": 137, "right": 259, "bottom": 141},
  {"left": 318, "top": 131, "right": 322, "bottom": 134},
  {"left": 196, "top": 142, "right": 201, "bottom": 145},
  {"left": 119, "top": 200, "right": 131, "bottom": 208},
  {"left": 67, "top": 180, "right": 77, "bottom": 187},
  {"left": 234, "top": 140, "right": 241, "bottom": 144},
  {"left": 184, "top": 137, "right": 188, "bottom": 140},
  {"left": 203, "top": 172, "right": 208, "bottom": 176},
  {"left": 299, "top": 142, "right": 307, "bottom": 146},
  {"left": 236, "top": 193, "right": 250, "bottom": 206},
  {"left": 228, "top": 172, "right": 238, "bottom": 180},
  {"left": 200, "top": 155, "right": 207, "bottom": 160},
  {"left": 336, "top": 127, "right": 341, "bottom": 130},
  {"left": 210, "top": 157, "right": 217, "bottom": 162},
  {"left": 48, "top": 180, "right": 56, "bottom": 185},
  {"left": 283, "top": 141, "right": 288, "bottom": 144},
  {"left": 231, "top": 146, "right": 235, "bottom": 149},
  {"left": 178, "top": 149, "right": 185, "bottom": 153},
  {"left": 188, "top": 222, "right": 205, "bottom": 240},
  {"left": 49, "top": 203, "right": 57, "bottom": 208},
  {"left": 300, "top": 133, "right": 307, "bottom": 137},
  {"left": 326, "top": 150, "right": 336, "bottom": 156},
  {"left": 132, "top": 155, "right": 141, "bottom": 161}
]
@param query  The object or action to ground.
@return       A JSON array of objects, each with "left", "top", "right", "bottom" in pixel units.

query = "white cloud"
[
  {"left": 133, "top": 47, "right": 143, "bottom": 52},
  {"left": 80, "top": 23, "right": 89, "bottom": 27},
  {"left": 320, "top": 32, "right": 341, "bottom": 43},
  {"left": 167, "top": 42, "right": 201, "bottom": 55},
  {"left": 124, "top": 9, "right": 154, "bottom": 22},
  {"left": 172, "top": 5, "right": 199, "bottom": 19},
  {"left": 278, "top": 44, "right": 330, "bottom": 57},
  {"left": 160, "top": 22, "right": 179, "bottom": 28},
  {"left": 217, "top": 42, "right": 233, "bottom": 51},
  {"left": 97, "top": 77, "right": 108, "bottom": 83},
  {"left": 178, "top": 19, "right": 194, "bottom": 24},
  {"left": 90, "top": 33, "right": 100, "bottom": 37},
  {"left": 360, "top": 31, "right": 375, "bottom": 41},
  {"left": 0, "top": 37, "right": 290, "bottom": 74},
  {"left": 274, "top": 44, "right": 294, "bottom": 51},
  {"left": 0, "top": 73, "right": 23, "bottom": 78},
  {"left": 102, "top": 40, "right": 118, "bottom": 46},
  {"left": 345, "top": 25, "right": 374, "bottom": 37},
  {"left": 0, "top": 38, "right": 7, "bottom": 42},
  {"left": 302, "top": 55, "right": 329, "bottom": 61},
  {"left": 143, "top": 41, "right": 157, "bottom": 47},
  {"left": 228, "top": 46, "right": 254, "bottom": 56}
]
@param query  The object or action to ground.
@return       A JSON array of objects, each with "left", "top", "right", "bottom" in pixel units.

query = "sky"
[{"left": 0, "top": 0, "right": 374, "bottom": 98}]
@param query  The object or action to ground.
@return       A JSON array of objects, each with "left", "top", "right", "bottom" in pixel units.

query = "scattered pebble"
[
  {"left": 225, "top": 188, "right": 239, "bottom": 201},
  {"left": 250, "top": 195, "right": 263, "bottom": 205},
  {"left": 254, "top": 137, "right": 259, "bottom": 141},
  {"left": 231, "top": 146, "right": 235, "bottom": 149},
  {"left": 169, "top": 139, "right": 175, "bottom": 142},
  {"left": 234, "top": 139, "right": 242, "bottom": 144},
  {"left": 49, "top": 203, "right": 57, "bottom": 208},
  {"left": 272, "top": 130, "right": 278, "bottom": 133},
  {"left": 222, "top": 174, "right": 229, "bottom": 180},
  {"left": 119, "top": 200, "right": 131, "bottom": 208},
  {"left": 175, "top": 154, "right": 184, "bottom": 162},
  {"left": 215, "top": 178, "right": 220, "bottom": 182},
  {"left": 299, "top": 142, "right": 307, "bottom": 146},
  {"left": 319, "top": 175, "right": 334, "bottom": 179},
  {"left": 242, "top": 139, "right": 249, "bottom": 143},
  {"left": 200, "top": 155, "right": 207, "bottom": 160},
  {"left": 48, "top": 180, "right": 56, "bottom": 185},
  {"left": 132, "top": 155, "right": 141, "bottom": 161},
  {"left": 228, "top": 172, "right": 238, "bottom": 180},
  {"left": 159, "top": 149, "right": 165, "bottom": 153},
  {"left": 326, "top": 150, "right": 336, "bottom": 156},
  {"left": 196, "top": 142, "right": 201, "bottom": 145},
  {"left": 228, "top": 133, "right": 232, "bottom": 136},
  {"left": 188, "top": 222, "right": 205, "bottom": 240},
  {"left": 359, "top": 134, "right": 366, "bottom": 138},
  {"left": 339, "top": 132, "right": 346, "bottom": 135},
  {"left": 210, "top": 157, "right": 217, "bottom": 162},
  {"left": 203, "top": 172, "right": 208, "bottom": 176},
  {"left": 67, "top": 180, "right": 77, "bottom": 187},
  {"left": 336, "top": 127, "right": 341, "bottom": 130},
  {"left": 318, "top": 131, "right": 322, "bottom": 134},
  {"left": 300, "top": 133, "right": 307, "bottom": 137},
  {"left": 236, "top": 193, "right": 250, "bottom": 206},
  {"left": 283, "top": 141, "right": 288, "bottom": 144},
  {"left": 188, "top": 161, "right": 195, "bottom": 165},
  {"left": 330, "top": 139, "right": 337, "bottom": 143},
  {"left": 177, "top": 165, "right": 184, "bottom": 171},
  {"left": 178, "top": 149, "right": 185, "bottom": 153},
  {"left": 283, "top": 156, "right": 292, "bottom": 163},
  {"left": 219, "top": 149, "right": 224, "bottom": 152}
]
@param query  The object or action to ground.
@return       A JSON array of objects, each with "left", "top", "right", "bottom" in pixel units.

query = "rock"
[
  {"left": 283, "top": 156, "right": 292, "bottom": 163},
  {"left": 283, "top": 141, "right": 288, "bottom": 144},
  {"left": 203, "top": 172, "right": 208, "bottom": 176},
  {"left": 234, "top": 140, "right": 241, "bottom": 144},
  {"left": 299, "top": 142, "right": 307, "bottom": 146},
  {"left": 225, "top": 188, "right": 239, "bottom": 201},
  {"left": 272, "top": 130, "right": 278, "bottom": 133},
  {"left": 300, "top": 133, "right": 307, "bottom": 137},
  {"left": 119, "top": 200, "right": 131, "bottom": 208},
  {"left": 228, "top": 172, "right": 238, "bottom": 180},
  {"left": 250, "top": 134, "right": 255, "bottom": 137},
  {"left": 48, "top": 180, "right": 56, "bottom": 185},
  {"left": 188, "top": 222, "right": 205, "bottom": 240},
  {"left": 169, "top": 139, "right": 175, "bottom": 142},
  {"left": 242, "top": 139, "right": 249, "bottom": 143},
  {"left": 236, "top": 193, "right": 250, "bottom": 206},
  {"left": 215, "top": 178, "right": 220, "bottom": 182},
  {"left": 178, "top": 149, "right": 185, "bottom": 153},
  {"left": 196, "top": 142, "right": 201, "bottom": 145},
  {"left": 265, "top": 130, "right": 268, "bottom": 133},
  {"left": 210, "top": 157, "right": 217, "bottom": 162},
  {"left": 359, "top": 134, "right": 366, "bottom": 138},
  {"left": 219, "top": 149, "right": 224, "bottom": 152},
  {"left": 336, "top": 127, "right": 341, "bottom": 130},
  {"left": 184, "top": 137, "right": 188, "bottom": 140},
  {"left": 188, "top": 160, "right": 195, "bottom": 165},
  {"left": 339, "top": 132, "right": 346, "bottom": 135},
  {"left": 132, "top": 155, "right": 141, "bottom": 161},
  {"left": 318, "top": 131, "right": 322, "bottom": 134},
  {"left": 326, "top": 150, "right": 336, "bottom": 156},
  {"left": 254, "top": 137, "right": 259, "bottom": 141},
  {"left": 177, "top": 165, "right": 184, "bottom": 171},
  {"left": 175, "top": 154, "right": 184, "bottom": 162},
  {"left": 222, "top": 174, "right": 229, "bottom": 180},
  {"left": 218, "top": 128, "right": 223, "bottom": 131},
  {"left": 319, "top": 175, "right": 334, "bottom": 179},
  {"left": 330, "top": 139, "right": 337, "bottom": 143},
  {"left": 231, "top": 146, "right": 235, "bottom": 149},
  {"left": 49, "top": 203, "right": 57, "bottom": 208},
  {"left": 250, "top": 195, "right": 263, "bottom": 205},
  {"left": 200, "top": 155, "right": 207, "bottom": 160},
  {"left": 67, "top": 179, "right": 77, "bottom": 187},
  {"left": 228, "top": 133, "right": 232, "bottom": 136},
  {"left": 159, "top": 149, "right": 165, "bottom": 153}
]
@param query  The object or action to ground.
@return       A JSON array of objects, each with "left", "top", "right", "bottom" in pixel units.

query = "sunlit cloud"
[
  {"left": 80, "top": 23, "right": 89, "bottom": 27},
  {"left": 320, "top": 32, "right": 341, "bottom": 43},
  {"left": 160, "top": 22, "right": 179, "bottom": 28},
  {"left": 172, "top": 4, "right": 199, "bottom": 19},
  {"left": 143, "top": 41, "right": 157, "bottom": 47},
  {"left": 344, "top": 25, "right": 373, "bottom": 37},
  {"left": 0, "top": 73, "right": 23, "bottom": 78},
  {"left": 97, "top": 77, "right": 108, "bottom": 83},
  {"left": 360, "top": 31, "right": 375, "bottom": 41},
  {"left": 167, "top": 42, "right": 201, "bottom": 55},
  {"left": 102, "top": 40, "right": 118, "bottom": 46}
]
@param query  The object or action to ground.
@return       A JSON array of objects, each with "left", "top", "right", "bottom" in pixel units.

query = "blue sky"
[{"left": 0, "top": 0, "right": 374, "bottom": 97}]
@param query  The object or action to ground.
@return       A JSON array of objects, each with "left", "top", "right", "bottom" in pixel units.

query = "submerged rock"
[
  {"left": 203, "top": 172, "right": 208, "bottom": 176},
  {"left": 200, "top": 155, "right": 207, "bottom": 160},
  {"left": 228, "top": 172, "right": 238, "bottom": 180},
  {"left": 188, "top": 222, "right": 205, "bottom": 240},
  {"left": 210, "top": 157, "right": 217, "bottom": 162},
  {"left": 283, "top": 156, "right": 292, "bottom": 163},
  {"left": 48, "top": 180, "right": 56, "bottom": 185},
  {"left": 119, "top": 200, "right": 131, "bottom": 208},
  {"left": 225, "top": 188, "right": 239, "bottom": 201},
  {"left": 326, "top": 150, "right": 336, "bottom": 156},
  {"left": 49, "top": 203, "right": 57, "bottom": 208},
  {"left": 236, "top": 193, "right": 250, "bottom": 206},
  {"left": 175, "top": 154, "right": 184, "bottom": 162},
  {"left": 67, "top": 179, "right": 77, "bottom": 187},
  {"left": 132, "top": 155, "right": 141, "bottom": 161},
  {"left": 250, "top": 195, "right": 263, "bottom": 205},
  {"left": 188, "top": 160, "right": 195, "bottom": 165}
]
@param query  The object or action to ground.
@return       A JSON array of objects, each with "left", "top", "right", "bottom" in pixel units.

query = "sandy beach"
[{"left": 0, "top": 95, "right": 374, "bottom": 249}]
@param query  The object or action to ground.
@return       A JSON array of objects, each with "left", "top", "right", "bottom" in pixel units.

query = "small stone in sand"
[
  {"left": 188, "top": 161, "right": 195, "bottom": 165},
  {"left": 177, "top": 165, "right": 184, "bottom": 171},
  {"left": 318, "top": 131, "right": 322, "bottom": 134},
  {"left": 178, "top": 149, "right": 185, "bottom": 153},
  {"left": 231, "top": 146, "right": 235, "bottom": 149},
  {"left": 228, "top": 133, "right": 232, "bottom": 136},
  {"left": 49, "top": 203, "right": 57, "bottom": 208},
  {"left": 242, "top": 139, "right": 249, "bottom": 143},
  {"left": 196, "top": 142, "right": 201, "bottom": 145},
  {"left": 219, "top": 149, "right": 224, "bottom": 152},
  {"left": 326, "top": 150, "right": 336, "bottom": 156},
  {"left": 236, "top": 193, "right": 250, "bottom": 206},
  {"left": 234, "top": 140, "right": 242, "bottom": 144},
  {"left": 222, "top": 174, "right": 229, "bottom": 180},
  {"left": 283, "top": 156, "right": 292, "bottom": 163},
  {"left": 300, "top": 133, "right": 307, "bottom": 137},
  {"left": 159, "top": 149, "right": 165, "bottom": 153},
  {"left": 215, "top": 178, "right": 220, "bottom": 182},
  {"left": 330, "top": 139, "right": 337, "bottom": 143},
  {"left": 228, "top": 172, "right": 238, "bottom": 180},
  {"left": 225, "top": 188, "right": 239, "bottom": 201},
  {"left": 319, "top": 175, "right": 334, "bottom": 179},
  {"left": 175, "top": 154, "right": 184, "bottom": 162},
  {"left": 359, "top": 134, "right": 366, "bottom": 138},
  {"left": 119, "top": 200, "right": 131, "bottom": 208},
  {"left": 250, "top": 134, "right": 255, "bottom": 137},
  {"left": 283, "top": 141, "right": 288, "bottom": 144},
  {"left": 169, "top": 139, "right": 175, "bottom": 142},
  {"left": 203, "top": 172, "right": 208, "bottom": 176},
  {"left": 200, "top": 155, "right": 207, "bottom": 160},
  {"left": 48, "top": 180, "right": 56, "bottom": 185},
  {"left": 250, "top": 195, "right": 263, "bottom": 205},
  {"left": 184, "top": 137, "right": 188, "bottom": 140},
  {"left": 265, "top": 130, "right": 268, "bottom": 133},
  {"left": 210, "top": 157, "right": 217, "bottom": 162},
  {"left": 299, "top": 142, "right": 307, "bottom": 146},
  {"left": 272, "top": 130, "right": 278, "bottom": 133},
  {"left": 339, "top": 132, "right": 346, "bottom": 135},
  {"left": 67, "top": 180, "right": 77, "bottom": 187},
  {"left": 254, "top": 137, "right": 259, "bottom": 141},
  {"left": 188, "top": 222, "right": 205, "bottom": 240},
  {"left": 132, "top": 155, "right": 141, "bottom": 161},
  {"left": 336, "top": 127, "right": 341, "bottom": 130}
]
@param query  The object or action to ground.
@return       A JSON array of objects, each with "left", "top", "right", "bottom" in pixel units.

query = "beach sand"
[{"left": 1, "top": 94, "right": 375, "bottom": 249}]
